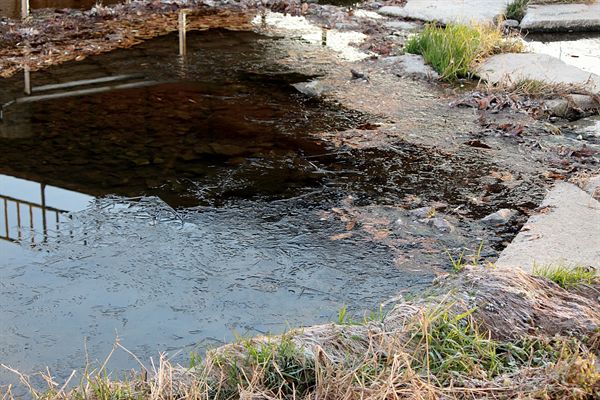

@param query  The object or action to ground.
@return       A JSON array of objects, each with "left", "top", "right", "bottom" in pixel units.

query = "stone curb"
[{"left": 496, "top": 181, "right": 600, "bottom": 272}]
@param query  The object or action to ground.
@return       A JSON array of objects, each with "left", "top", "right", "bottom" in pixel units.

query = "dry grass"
[
  {"left": 2, "top": 267, "right": 598, "bottom": 400},
  {"left": 482, "top": 78, "right": 600, "bottom": 105}
]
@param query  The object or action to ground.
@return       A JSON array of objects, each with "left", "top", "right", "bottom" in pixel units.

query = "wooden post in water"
[
  {"left": 23, "top": 67, "right": 31, "bottom": 95},
  {"left": 21, "top": 0, "right": 29, "bottom": 19},
  {"left": 178, "top": 10, "right": 187, "bottom": 57}
]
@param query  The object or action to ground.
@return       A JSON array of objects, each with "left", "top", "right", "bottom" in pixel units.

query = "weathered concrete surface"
[
  {"left": 496, "top": 182, "right": 600, "bottom": 272},
  {"left": 378, "top": 0, "right": 510, "bottom": 25},
  {"left": 477, "top": 53, "right": 600, "bottom": 94},
  {"left": 521, "top": 3, "right": 600, "bottom": 32},
  {"left": 583, "top": 175, "right": 600, "bottom": 200}
]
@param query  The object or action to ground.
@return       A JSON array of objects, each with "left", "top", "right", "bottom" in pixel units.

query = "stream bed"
[{"left": 0, "top": 28, "right": 538, "bottom": 389}]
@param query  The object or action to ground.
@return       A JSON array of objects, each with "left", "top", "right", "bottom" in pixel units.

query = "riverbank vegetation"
[
  {"left": 405, "top": 23, "right": 523, "bottom": 81},
  {"left": 4, "top": 266, "right": 598, "bottom": 399}
]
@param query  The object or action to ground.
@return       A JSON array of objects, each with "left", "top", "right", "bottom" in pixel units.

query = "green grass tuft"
[
  {"left": 533, "top": 264, "right": 598, "bottom": 289},
  {"left": 405, "top": 23, "right": 523, "bottom": 81},
  {"left": 410, "top": 304, "right": 581, "bottom": 384},
  {"left": 506, "top": 0, "right": 529, "bottom": 22}
]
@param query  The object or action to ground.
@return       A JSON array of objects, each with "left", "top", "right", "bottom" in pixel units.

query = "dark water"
[
  {"left": 0, "top": 0, "right": 119, "bottom": 19},
  {"left": 0, "top": 29, "right": 526, "bottom": 390}
]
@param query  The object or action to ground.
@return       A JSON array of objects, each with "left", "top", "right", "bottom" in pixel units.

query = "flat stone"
[
  {"left": 378, "top": 1, "right": 511, "bottom": 25},
  {"left": 477, "top": 53, "right": 600, "bottom": 94},
  {"left": 292, "top": 80, "right": 329, "bottom": 98},
  {"left": 496, "top": 182, "right": 600, "bottom": 272},
  {"left": 384, "top": 20, "right": 422, "bottom": 31},
  {"left": 521, "top": 3, "right": 600, "bottom": 32},
  {"left": 392, "top": 54, "right": 440, "bottom": 80},
  {"left": 502, "top": 19, "right": 520, "bottom": 29},
  {"left": 481, "top": 208, "right": 518, "bottom": 225},
  {"left": 544, "top": 94, "right": 599, "bottom": 118}
]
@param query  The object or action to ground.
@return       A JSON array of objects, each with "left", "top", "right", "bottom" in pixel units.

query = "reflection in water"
[{"left": 0, "top": 174, "right": 92, "bottom": 244}]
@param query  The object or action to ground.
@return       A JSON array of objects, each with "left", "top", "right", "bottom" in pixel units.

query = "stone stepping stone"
[
  {"left": 496, "top": 181, "right": 600, "bottom": 272},
  {"left": 476, "top": 53, "right": 600, "bottom": 94},
  {"left": 521, "top": 2, "right": 600, "bottom": 32},
  {"left": 378, "top": 0, "right": 512, "bottom": 25}
]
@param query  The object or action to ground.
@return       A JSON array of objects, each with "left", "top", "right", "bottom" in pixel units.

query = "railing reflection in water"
[{"left": 0, "top": 190, "right": 68, "bottom": 244}]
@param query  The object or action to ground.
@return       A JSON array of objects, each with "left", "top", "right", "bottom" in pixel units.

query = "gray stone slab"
[
  {"left": 477, "top": 53, "right": 600, "bottom": 94},
  {"left": 391, "top": 54, "right": 440, "bottom": 79},
  {"left": 378, "top": 1, "right": 511, "bottom": 25},
  {"left": 496, "top": 182, "right": 600, "bottom": 272},
  {"left": 521, "top": 3, "right": 600, "bottom": 32},
  {"left": 384, "top": 20, "right": 422, "bottom": 31}
]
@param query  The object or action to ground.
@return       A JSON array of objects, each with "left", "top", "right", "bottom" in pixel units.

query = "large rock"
[
  {"left": 496, "top": 182, "right": 600, "bottom": 272},
  {"left": 378, "top": 0, "right": 511, "bottom": 25},
  {"left": 477, "top": 53, "right": 600, "bottom": 94},
  {"left": 521, "top": 3, "right": 600, "bottom": 32}
]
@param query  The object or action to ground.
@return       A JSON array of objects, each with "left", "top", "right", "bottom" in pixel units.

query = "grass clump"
[
  {"left": 409, "top": 304, "right": 585, "bottom": 385},
  {"left": 506, "top": 0, "right": 529, "bottom": 21},
  {"left": 405, "top": 23, "right": 523, "bottom": 81},
  {"left": 533, "top": 264, "right": 598, "bottom": 289}
]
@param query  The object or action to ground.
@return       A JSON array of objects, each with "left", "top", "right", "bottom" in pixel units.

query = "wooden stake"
[
  {"left": 24, "top": 67, "right": 31, "bottom": 95},
  {"left": 178, "top": 11, "right": 187, "bottom": 57},
  {"left": 21, "top": 0, "right": 29, "bottom": 19}
]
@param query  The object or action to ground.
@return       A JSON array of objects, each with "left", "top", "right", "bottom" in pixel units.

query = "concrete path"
[
  {"left": 476, "top": 53, "right": 600, "bottom": 94},
  {"left": 378, "top": 0, "right": 511, "bottom": 25},
  {"left": 496, "top": 181, "right": 600, "bottom": 272},
  {"left": 521, "top": 2, "right": 600, "bottom": 32}
]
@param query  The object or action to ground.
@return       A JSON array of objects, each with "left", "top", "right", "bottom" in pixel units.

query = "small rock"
[
  {"left": 350, "top": 69, "right": 370, "bottom": 81},
  {"left": 481, "top": 209, "right": 518, "bottom": 225},
  {"left": 409, "top": 206, "right": 436, "bottom": 219},
  {"left": 392, "top": 54, "right": 440, "bottom": 80},
  {"left": 292, "top": 80, "right": 329, "bottom": 98},
  {"left": 502, "top": 19, "right": 520, "bottom": 29},
  {"left": 426, "top": 217, "right": 455, "bottom": 232},
  {"left": 545, "top": 94, "right": 599, "bottom": 119}
]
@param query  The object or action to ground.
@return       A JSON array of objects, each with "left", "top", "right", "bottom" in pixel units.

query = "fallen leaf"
[{"left": 330, "top": 232, "right": 353, "bottom": 241}]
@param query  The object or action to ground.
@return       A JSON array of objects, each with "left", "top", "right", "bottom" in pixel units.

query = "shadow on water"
[{"left": 0, "top": 29, "right": 528, "bottom": 388}]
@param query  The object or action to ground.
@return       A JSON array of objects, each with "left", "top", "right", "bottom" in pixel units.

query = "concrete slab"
[
  {"left": 521, "top": 3, "right": 600, "bottom": 32},
  {"left": 496, "top": 182, "right": 600, "bottom": 272},
  {"left": 477, "top": 53, "right": 600, "bottom": 94},
  {"left": 378, "top": 1, "right": 511, "bottom": 25}
]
